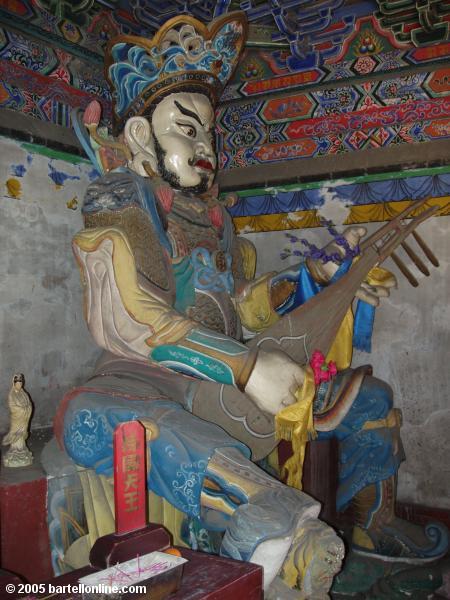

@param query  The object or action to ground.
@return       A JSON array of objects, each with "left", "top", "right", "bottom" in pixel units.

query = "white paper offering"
[{"left": 79, "top": 551, "right": 187, "bottom": 591}]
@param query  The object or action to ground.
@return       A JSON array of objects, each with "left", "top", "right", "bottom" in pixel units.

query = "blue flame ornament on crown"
[{"left": 105, "top": 12, "right": 247, "bottom": 135}]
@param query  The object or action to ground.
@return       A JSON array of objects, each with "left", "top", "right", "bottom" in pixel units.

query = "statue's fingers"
[
  {"left": 356, "top": 225, "right": 367, "bottom": 238},
  {"left": 343, "top": 226, "right": 367, "bottom": 248},
  {"left": 372, "top": 285, "right": 390, "bottom": 298},
  {"left": 355, "top": 287, "right": 380, "bottom": 307},
  {"left": 283, "top": 390, "right": 297, "bottom": 407},
  {"left": 288, "top": 381, "right": 299, "bottom": 398},
  {"left": 361, "top": 282, "right": 390, "bottom": 298}
]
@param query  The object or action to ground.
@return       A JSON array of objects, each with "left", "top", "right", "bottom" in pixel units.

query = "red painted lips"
[{"left": 195, "top": 159, "right": 214, "bottom": 171}]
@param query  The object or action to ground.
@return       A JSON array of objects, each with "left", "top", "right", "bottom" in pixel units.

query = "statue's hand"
[
  {"left": 244, "top": 350, "right": 305, "bottom": 415},
  {"left": 312, "top": 226, "right": 367, "bottom": 283},
  {"left": 354, "top": 278, "right": 396, "bottom": 307},
  {"left": 309, "top": 226, "right": 397, "bottom": 306}
]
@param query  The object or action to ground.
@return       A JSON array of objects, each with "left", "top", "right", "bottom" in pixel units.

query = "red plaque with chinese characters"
[{"left": 114, "top": 421, "right": 147, "bottom": 534}]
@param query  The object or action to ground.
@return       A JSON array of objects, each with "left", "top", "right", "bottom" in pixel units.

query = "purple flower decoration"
[{"left": 280, "top": 218, "right": 361, "bottom": 264}]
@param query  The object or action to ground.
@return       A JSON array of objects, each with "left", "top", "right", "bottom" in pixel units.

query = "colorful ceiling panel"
[
  {"left": 0, "top": 0, "right": 449, "bottom": 186},
  {"left": 2, "top": 1, "right": 450, "bottom": 73}
]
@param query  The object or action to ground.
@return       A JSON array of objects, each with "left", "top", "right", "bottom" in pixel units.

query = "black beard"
[{"left": 154, "top": 135, "right": 211, "bottom": 195}]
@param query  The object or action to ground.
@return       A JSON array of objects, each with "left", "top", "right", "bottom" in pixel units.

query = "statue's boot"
[
  {"left": 206, "top": 447, "right": 344, "bottom": 594},
  {"left": 352, "top": 475, "right": 449, "bottom": 563}
]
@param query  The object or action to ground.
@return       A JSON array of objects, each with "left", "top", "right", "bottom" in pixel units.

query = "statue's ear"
[
  {"left": 124, "top": 116, "right": 152, "bottom": 153},
  {"left": 124, "top": 116, "right": 157, "bottom": 176}
]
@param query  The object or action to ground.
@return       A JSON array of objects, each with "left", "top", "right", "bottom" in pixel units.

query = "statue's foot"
[
  {"left": 282, "top": 519, "right": 345, "bottom": 599},
  {"left": 352, "top": 516, "right": 449, "bottom": 564}
]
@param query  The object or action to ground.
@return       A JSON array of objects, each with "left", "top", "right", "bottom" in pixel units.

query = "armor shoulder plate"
[{"left": 82, "top": 171, "right": 173, "bottom": 292}]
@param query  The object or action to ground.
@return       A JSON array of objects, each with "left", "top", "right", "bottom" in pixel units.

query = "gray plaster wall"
[
  {"left": 0, "top": 136, "right": 100, "bottom": 432},
  {"left": 244, "top": 215, "right": 450, "bottom": 509}
]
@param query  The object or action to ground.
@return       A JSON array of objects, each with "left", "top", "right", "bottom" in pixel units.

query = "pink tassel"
[
  {"left": 208, "top": 204, "right": 223, "bottom": 228},
  {"left": 310, "top": 350, "right": 337, "bottom": 385},
  {"left": 155, "top": 185, "right": 174, "bottom": 213},
  {"left": 83, "top": 100, "right": 102, "bottom": 127}
]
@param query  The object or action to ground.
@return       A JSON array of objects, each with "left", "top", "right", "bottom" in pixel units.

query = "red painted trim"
[
  {"left": 285, "top": 97, "right": 450, "bottom": 139},
  {"left": 241, "top": 69, "right": 320, "bottom": 96},
  {"left": 397, "top": 502, "right": 450, "bottom": 531},
  {"left": 0, "top": 58, "right": 111, "bottom": 117},
  {"left": 411, "top": 42, "right": 450, "bottom": 62}
]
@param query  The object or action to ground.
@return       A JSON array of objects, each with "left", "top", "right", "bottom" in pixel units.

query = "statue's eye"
[{"left": 177, "top": 122, "right": 197, "bottom": 138}]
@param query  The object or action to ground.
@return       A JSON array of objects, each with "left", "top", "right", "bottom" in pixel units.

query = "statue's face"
[
  {"left": 151, "top": 92, "right": 216, "bottom": 194},
  {"left": 13, "top": 374, "right": 24, "bottom": 389}
]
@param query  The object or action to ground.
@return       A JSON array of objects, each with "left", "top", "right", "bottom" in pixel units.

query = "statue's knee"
[{"left": 64, "top": 408, "right": 114, "bottom": 470}]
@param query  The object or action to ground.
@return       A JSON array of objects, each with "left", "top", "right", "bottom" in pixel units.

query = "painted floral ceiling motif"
[
  {"left": 22, "top": 1, "right": 450, "bottom": 71},
  {"left": 0, "top": 0, "right": 449, "bottom": 230},
  {"left": 0, "top": 0, "right": 449, "bottom": 161}
]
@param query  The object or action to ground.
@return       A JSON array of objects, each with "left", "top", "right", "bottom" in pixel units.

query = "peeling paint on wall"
[
  {"left": 48, "top": 161, "right": 81, "bottom": 187},
  {"left": 5, "top": 178, "right": 21, "bottom": 198},
  {"left": 0, "top": 135, "right": 100, "bottom": 433},
  {"left": 66, "top": 196, "right": 78, "bottom": 210},
  {"left": 11, "top": 164, "right": 26, "bottom": 177},
  {"left": 316, "top": 182, "right": 351, "bottom": 225}
]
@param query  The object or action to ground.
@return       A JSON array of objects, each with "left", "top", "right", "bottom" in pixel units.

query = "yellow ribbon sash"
[
  {"left": 274, "top": 266, "right": 395, "bottom": 490},
  {"left": 275, "top": 366, "right": 317, "bottom": 490}
]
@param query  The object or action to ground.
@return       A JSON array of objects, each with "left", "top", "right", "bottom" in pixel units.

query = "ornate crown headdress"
[{"left": 105, "top": 12, "right": 247, "bottom": 135}]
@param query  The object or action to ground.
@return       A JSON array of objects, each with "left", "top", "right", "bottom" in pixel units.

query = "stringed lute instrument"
[{"left": 248, "top": 198, "right": 440, "bottom": 366}]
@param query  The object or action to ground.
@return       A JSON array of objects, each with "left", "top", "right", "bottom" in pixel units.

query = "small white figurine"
[{"left": 2, "top": 373, "right": 33, "bottom": 467}]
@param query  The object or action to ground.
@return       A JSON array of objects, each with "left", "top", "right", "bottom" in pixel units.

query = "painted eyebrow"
[{"left": 174, "top": 100, "right": 204, "bottom": 127}]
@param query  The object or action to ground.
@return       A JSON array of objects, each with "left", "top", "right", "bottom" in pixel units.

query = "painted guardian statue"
[{"left": 55, "top": 11, "right": 448, "bottom": 596}]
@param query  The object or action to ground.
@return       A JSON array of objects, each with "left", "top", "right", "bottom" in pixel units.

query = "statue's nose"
[{"left": 196, "top": 139, "right": 211, "bottom": 153}]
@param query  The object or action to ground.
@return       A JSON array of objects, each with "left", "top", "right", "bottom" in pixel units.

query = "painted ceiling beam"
[{"left": 217, "top": 138, "right": 450, "bottom": 190}]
